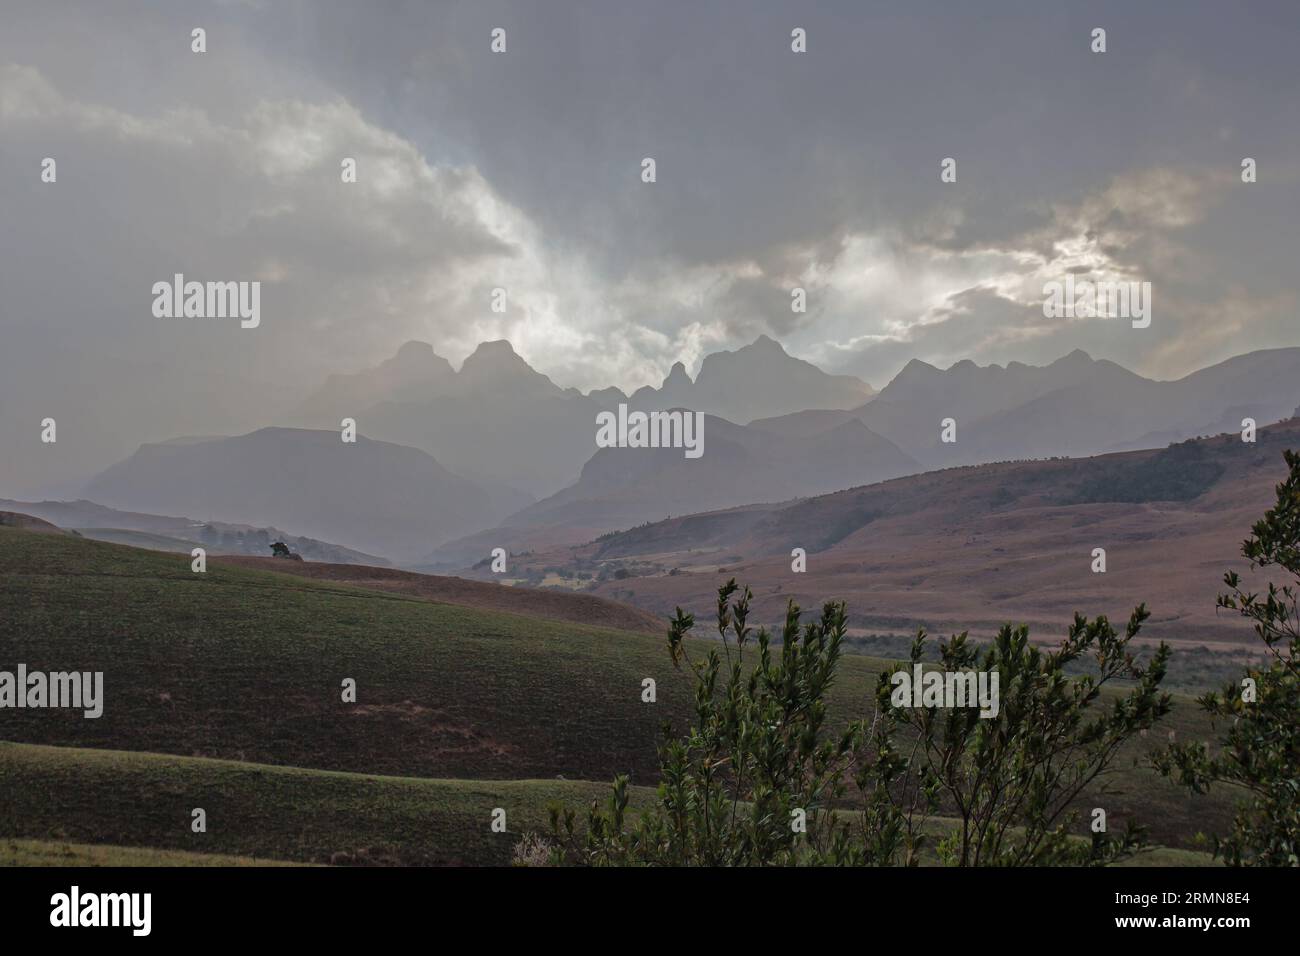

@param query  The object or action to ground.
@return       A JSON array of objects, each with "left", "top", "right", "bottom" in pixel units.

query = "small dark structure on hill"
[{"left": 270, "top": 541, "right": 304, "bottom": 561}]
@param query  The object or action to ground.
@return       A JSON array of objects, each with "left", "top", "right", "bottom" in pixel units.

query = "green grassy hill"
[
  {"left": 72, "top": 527, "right": 205, "bottom": 553},
  {"left": 0, "top": 741, "right": 641, "bottom": 866},
  {"left": 1, "top": 837, "right": 308, "bottom": 867},
  {"left": 0, "top": 742, "right": 1214, "bottom": 867},
  {"left": 0, "top": 527, "right": 700, "bottom": 783},
  {"left": 0, "top": 528, "right": 1240, "bottom": 861}
]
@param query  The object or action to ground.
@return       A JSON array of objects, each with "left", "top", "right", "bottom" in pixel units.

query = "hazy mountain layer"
[{"left": 83, "top": 427, "right": 530, "bottom": 562}]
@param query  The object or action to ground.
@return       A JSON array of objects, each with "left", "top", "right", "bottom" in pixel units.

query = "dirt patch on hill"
[
  {"left": 347, "top": 701, "right": 515, "bottom": 759},
  {"left": 215, "top": 555, "right": 663, "bottom": 634}
]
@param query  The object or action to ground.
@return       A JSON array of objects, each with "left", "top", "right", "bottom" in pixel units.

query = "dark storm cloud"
[{"left": 1, "top": 0, "right": 1298, "bottom": 495}]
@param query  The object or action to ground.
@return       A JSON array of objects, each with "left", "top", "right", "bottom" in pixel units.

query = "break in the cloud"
[
  {"left": 1, "top": 0, "right": 1298, "bottom": 494},
  {"left": 804, "top": 164, "right": 1297, "bottom": 384}
]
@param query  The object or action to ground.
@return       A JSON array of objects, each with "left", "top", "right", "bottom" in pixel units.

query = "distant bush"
[{"left": 1063, "top": 440, "right": 1224, "bottom": 504}]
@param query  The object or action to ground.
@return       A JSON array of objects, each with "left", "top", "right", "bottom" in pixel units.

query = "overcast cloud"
[{"left": 2, "top": 0, "right": 1298, "bottom": 494}]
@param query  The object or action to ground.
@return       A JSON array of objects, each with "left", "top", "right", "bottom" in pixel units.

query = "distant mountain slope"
[
  {"left": 293, "top": 335, "right": 874, "bottom": 497},
  {"left": 955, "top": 348, "right": 1300, "bottom": 465},
  {"left": 87, "top": 342, "right": 1300, "bottom": 565},
  {"left": 0, "top": 344, "right": 301, "bottom": 503},
  {"left": 476, "top": 412, "right": 918, "bottom": 543},
  {"left": 609, "top": 335, "right": 874, "bottom": 424},
  {"left": 0, "top": 511, "right": 74, "bottom": 535},
  {"left": 295, "top": 339, "right": 457, "bottom": 424},
  {"left": 747, "top": 407, "right": 858, "bottom": 437},
  {"left": 82, "top": 427, "right": 530, "bottom": 562},
  {"left": 0, "top": 497, "right": 202, "bottom": 534},
  {"left": 300, "top": 340, "right": 596, "bottom": 497},
  {"left": 292, "top": 338, "right": 1300, "bottom": 512},
  {"left": 363, "top": 390, "right": 598, "bottom": 499},
  {"left": 874, "top": 349, "right": 1115, "bottom": 427},
  {"left": 0, "top": 497, "right": 390, "bottom": 565},
  {"left": 536, "top": 418, "right": 1300, "bottom": 650},
  {"left": 751, "top": 347, "right": 1300, "bottom": 471}
]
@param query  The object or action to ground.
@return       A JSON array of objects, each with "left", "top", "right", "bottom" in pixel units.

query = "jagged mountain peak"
[
  {"left": 661, "top": 361, "right": 693, "bottom": 391},
  {"left": 748, "top": 333, "right": 786, "bottom": 352},
  {"left": 457, "top": 340, "right": 560, "bottom": 395},
  {"left": 1052, "top": 348, "right": 1095, "bottom": 366},
  {"left": 461, "top": 338, "right": 521, "bottom": 367}
]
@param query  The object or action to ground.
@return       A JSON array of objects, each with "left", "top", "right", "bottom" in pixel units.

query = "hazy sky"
[{"left": 2, "top": 1, "right": 1298, "bottom": 494}]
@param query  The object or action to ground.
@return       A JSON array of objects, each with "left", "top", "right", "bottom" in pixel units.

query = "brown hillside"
[{"left": 512, "top": 420, "right": 1300, "bottom": 651}]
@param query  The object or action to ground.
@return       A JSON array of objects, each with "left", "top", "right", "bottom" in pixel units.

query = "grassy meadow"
[{"left": 0, "top": 527, "right": 1239, "bottom": 863}]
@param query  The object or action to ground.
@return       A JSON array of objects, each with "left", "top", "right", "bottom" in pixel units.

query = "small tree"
[
  {"left": 1156, "top": 449, "right": 1300, "bottom": 866},
  {"left": 880, "top": 611, "right": 1170, "bottom": 866},
  {"left": 270, "top": 541, "right": 291, "bottom": 558},
  {"left": 551, "top": 582, "right": 906, "bottom": 865}
]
